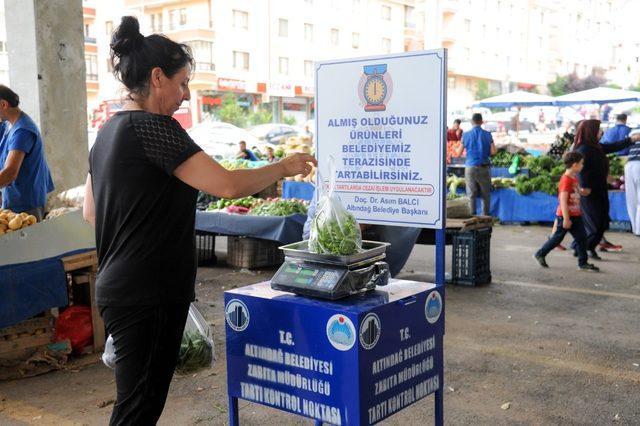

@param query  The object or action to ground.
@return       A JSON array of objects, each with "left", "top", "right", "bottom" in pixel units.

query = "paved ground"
[{"left": 1, "top": 225, "right": 639, "bottom": 425}]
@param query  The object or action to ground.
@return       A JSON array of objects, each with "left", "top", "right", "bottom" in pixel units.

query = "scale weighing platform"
[
  {"left": 270, "top": 240, "right": 391, "bottom": 300},
  {"left": 224, "top": 279, "right": 444, "bottom": 425}
]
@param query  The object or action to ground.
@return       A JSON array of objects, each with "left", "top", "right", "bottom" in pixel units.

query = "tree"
[
  {"left": 475, "top": 80, "right": 498, "bottom": 100},
  {"left": 217, "top": 94, "right": 247, "bottom": 128},
  {"left": 283, "top": 115, "right": 297, "bottom": 125},
  {"left": 247, "top": 107, "right": 273, "bottom": 126},
  {"left": 548, "top": 68, "right": 607, "bottom": 95},
  {"left": 548, "top": 75, "right": 567, "bottom": 96}
]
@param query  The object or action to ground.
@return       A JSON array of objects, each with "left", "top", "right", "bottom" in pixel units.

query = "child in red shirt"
[{"left": 534, "top": 151, "right": 599, "bottom": 271}]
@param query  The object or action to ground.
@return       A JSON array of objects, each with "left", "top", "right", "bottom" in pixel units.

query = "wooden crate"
[
  {"left": 61, "top": 251, "right": 105, "bottom": 352},
  {"left": 0, "top": 313, "right": 55, "bottom": 360}
]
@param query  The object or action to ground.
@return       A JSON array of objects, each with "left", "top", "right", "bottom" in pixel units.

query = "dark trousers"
[
  {"left": 537, "top": 216, "right": 588, "bottom": 265},
  {"left": 100, "top": 303, "right": 190, "bottom": 426}
]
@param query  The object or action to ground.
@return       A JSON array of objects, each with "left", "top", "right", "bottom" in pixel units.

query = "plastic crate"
[
  {"left": 196, "top": 231, "right": 217, "bottom": 266},
  {"left": 447, "top": 227, "right": 492, "bottom": 286},
  {"left": 227, "top": 237, "right": 284, "bottom": 269}
]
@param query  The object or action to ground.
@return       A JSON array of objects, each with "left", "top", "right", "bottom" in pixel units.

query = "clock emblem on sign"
[{"left": 360, "top": 64, "right": 392, "bottom": 112}]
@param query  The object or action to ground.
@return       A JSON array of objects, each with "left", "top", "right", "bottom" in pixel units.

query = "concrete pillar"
[{"left": 5, "top": 0, "right": 88, "bottom": 199}]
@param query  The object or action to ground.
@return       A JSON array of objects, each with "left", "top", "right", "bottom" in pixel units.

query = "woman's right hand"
[
  {"left": 631, "top": 133, "right": 640, "bottom": 143},
  {"left": 278, "top": 153, "right": 317, "bottom": 178}
]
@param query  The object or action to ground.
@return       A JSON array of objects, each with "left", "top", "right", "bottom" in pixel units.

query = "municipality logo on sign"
[
  {"left": 326, "top": 314, "right": 356, "bottom": 351},
  {"left": 359, "top": 313, "right": 381, "bottom": 350},
  {"left": 225, "top": 299, "right": 250, "bottom": 332},
  {"left": 425, "top": 291, "right": 442, "bottom": 324}
]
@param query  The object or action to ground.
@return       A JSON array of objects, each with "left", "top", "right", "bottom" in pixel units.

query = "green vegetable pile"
[
  {"left": 491, "top": 151, "right": 515, "bottom": 167},
  {"left": 608, "top": 154, "right": 625, "bottom": 177},
  {"left": 207, "top": 196, "right": 262, "bottom": 210},
  {"left": 446, "top": 175, "right": 466, "bottom": 194},
  {"left": 250, "top": 198, "right": 308, "bottom": 216},
  {"left": 309, "top": 212, "right": 361, "bottom": 255},
  {"left": 176, "top": 331, "right": 213, "bottom": 374}
]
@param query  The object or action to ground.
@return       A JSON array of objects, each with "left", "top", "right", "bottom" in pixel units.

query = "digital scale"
[{"left": 270, "top": 240, "right": 391, "bottom": 300}]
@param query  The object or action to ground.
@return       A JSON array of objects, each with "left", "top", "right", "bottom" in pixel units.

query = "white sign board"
[{"left": 315, "top": 50, "right": 446, "bottom": 229}]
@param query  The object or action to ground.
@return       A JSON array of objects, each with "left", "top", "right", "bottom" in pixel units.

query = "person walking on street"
[
  {"left": 624, "top": 140, "right": 640, "bottom": 236},
  {"left": 572, "top": 120, "right": 639, "bottom": 259},
  {"left": 534, "top": 151, "right": 598, "bottom": 271},
  {"left": 456, "top": 113, "right": 496, "bottom": 216}
]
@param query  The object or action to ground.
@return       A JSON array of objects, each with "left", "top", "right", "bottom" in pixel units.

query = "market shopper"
[
  {"left": 265, "top": 146, "right": 279, "bottom": 163},
  {"left": 456, "top": 113, "right": 496, "bottom": 215},
  {"left": 572, "top": 119, "right": 639, "bottom": 259},
  {"left": 83, "top": 16, "right": 315, "bottom": 426},
  {"left": 624, "top": 141, "right": 640, "bottom": 236},
  {"left": 446, "top": 118, "right": 463, "bottom": 163},
  {"left": 534, "top": 152, "right": 599, "bottom": 271},
  {"left": 236, "top": 140, "right": 259, "bottom": 161},
  {"left": 0, "top": 86, "right": 54, "bottom": 221},
  {"left": 601, "top": 114, "right": 631, "bottom": 156}
]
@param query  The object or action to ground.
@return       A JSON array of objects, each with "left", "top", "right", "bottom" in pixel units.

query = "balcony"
[
  {"left": 84, "top": 36, "right": 97, "bottom": 44},
  {"left": 150, "top": 25, "right": 215, "bottom": 42},
  {"left": 124, "top": 0, "right": 185, "bottom": 8},
  {"left": 83, "top": 7, "right": 96, "bottom": 18},
  {"left": 442, "top": 0, "right": 458, "bottom": 15}
]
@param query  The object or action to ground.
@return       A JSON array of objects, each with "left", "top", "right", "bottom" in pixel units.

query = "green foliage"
[
  {"left": 310, "top": 213, "right": 360, "bottom": 255},
  {"left": 283, "top": 115, "right": 297, "bottom": 125},
  {"left": 548, "top": 75, "right": 568, "bottom": 96},
  {"left": 475, "top": 80, "right": 498, "bottom": 100},
  {"left": 218, "top": 93, "right": 247, "bottom": 128},
  {"left": 608, "top": 154, "right": 625, "bottom": 177},
  {"left": 250, "top": 199, "right": 308, "bottom": 216},
  {"left": 247, "top": 107, "right": 273, "bottom": 126}
]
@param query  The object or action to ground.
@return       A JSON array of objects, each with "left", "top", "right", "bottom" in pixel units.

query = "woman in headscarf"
[{"left": 572, "top": 119, "right": 640, "bottom": 258}]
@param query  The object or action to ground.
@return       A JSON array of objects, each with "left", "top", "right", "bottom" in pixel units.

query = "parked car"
[
  {"left": 248, "top": 123, "right": 304, "bottom": 144},
  {"left": 188, "top": 121, "right": 262, "bottom": 160}
]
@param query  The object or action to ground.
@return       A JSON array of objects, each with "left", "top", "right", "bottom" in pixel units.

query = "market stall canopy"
[
  {"left": 473, "top": 91, "right": 555, "bottom": 108},
  {"left": 553, "top": 87, "right": 640, "bottom": 106}
]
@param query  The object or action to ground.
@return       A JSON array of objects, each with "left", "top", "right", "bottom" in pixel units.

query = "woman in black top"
[
  {"left": 572, "top": 120, "right": 639, "bottom": 258},
  {"left": 82, "top": 17, "right": 315, "bottom": 425}
]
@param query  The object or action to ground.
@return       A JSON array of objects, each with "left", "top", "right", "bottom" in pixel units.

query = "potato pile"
[{"left": 0, "top": 209, "right": 38, "bottom": 236}]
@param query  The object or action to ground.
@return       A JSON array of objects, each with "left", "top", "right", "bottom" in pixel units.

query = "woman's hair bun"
[{"left": 111, "top": 16, "right": 144, "bottom": 57}]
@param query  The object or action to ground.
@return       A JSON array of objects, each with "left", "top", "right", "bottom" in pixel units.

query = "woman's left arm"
[
  {"left": 600, "top": 134, "right": 640, "bottom": 154},
  {"left": 82, "top": 174, "right": 95, "bottom": 226}
]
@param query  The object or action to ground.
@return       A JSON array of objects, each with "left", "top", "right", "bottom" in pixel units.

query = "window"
[
  {"left": 382, "top": 38, "right": 391, "bottom": 53},
  {"left": 304, "top": 60, "right": 313, "bottom": 77},
  {"left": 352, "top": 0, "right": 361, "bottom": 7},
  {"left": 168, "top": 9, "right": 186, "bottom": 29},
  {"left": 481, "top": 24, "right": 486, "bottom": 38},
  {"left": 84, "top": 24, "right": 90, "bottom": 38},
  {"left": 0, "top": 41, "right": 6, "bottom": 53},
  {"left": 404, "top": 5, "right": 415, "bottom": 28},
  {"left": 150, "top": 13, "right": 162, "bottom": 32},
  {"left": 464, "top": 47, "right": 470, "bottom": 60},
  {"left": 538, "top": 36, "right": 543, "bottom": 48},
  {"left": 279, "top": 18, "right": 288, "bottom": 37},
  {"left": 188, "top": 41, "right": 215, "bottom": 71},
  {"left": 106, "top": 57, "right": 113, "bottom": 73},
  {"left": 538, "top": 60, "right": 542, "bottom": 71},
  {"left": 85, "top": 54, "right": 98, "bottom": 80},
  {"left": 381, "top": 5, "right": 391, "bottom": 20},
  {"left": 279, "top": 57, "right": 289, "bottom": 75},
  {"left": 304, "top": 23, "right": 313, "bottom": 42},
  {"left": 233, "top": 10, "right": 248, "bottom": 30},
  {"left": 305, "top": 0, "right": 313, "bottom": 4},
  {"left": 330, "top": 28, "right": 339, "bottom": 45},
  {"left": 105, "top": 20, "right": 113, "bottom": 36},
  {"left": 352, "top": 32, "right": 360, "bottom": 49},
  {"left": 233, "top": 51, "right": 249, "bottom": 70},
  {"left": 464, "top": 19, "right": 471, "bottom": 32}
]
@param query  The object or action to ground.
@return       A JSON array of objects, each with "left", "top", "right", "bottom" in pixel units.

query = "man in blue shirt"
[
  {"left": 601, "top": 114, "right": 632, "bottom": 156},
  {"left": 456, "top": 113, "right": 496, "bottom": 215},
  {"left": 236, "top": 140, "right": 259, "bottom": 161},
  {"left": 0, "top": 85, "right": 54, "bottom": 221}
]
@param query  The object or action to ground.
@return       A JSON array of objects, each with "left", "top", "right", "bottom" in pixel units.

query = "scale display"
[{"left": 272, "top": 261, "right": 346, "bottom": 292}]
